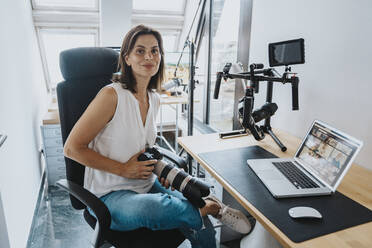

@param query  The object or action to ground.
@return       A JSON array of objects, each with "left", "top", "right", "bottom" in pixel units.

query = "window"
[
  {"left": 32, "top": 0, "right": 98, "bottom": 10},
  {"left": 131, "top": 0, "right": 186, "bottom": 53},
  {"left": 162, "top": 33, "right": 178, "bottom": 53},
  {"left": 31, "top": 0, "right": 100, "bottom": 92},
  {"left": 38, "top": 28, "right": 98, "bottom": 91},
  {"left": 164, "top": 51, "right": 190, "bottom": 88},
  {"left": 133, "top": 0, "right": 185, "bottom": 13},
  {"left": 194, "top": 30, "right": 208, "bottom": 123}
]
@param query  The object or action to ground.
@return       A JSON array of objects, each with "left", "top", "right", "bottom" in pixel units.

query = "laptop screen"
[{"left": 295, "top": 121, "right": 362, "bottom": 187}]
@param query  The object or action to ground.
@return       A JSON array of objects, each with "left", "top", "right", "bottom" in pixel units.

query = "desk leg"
[{"left": 240, "top": 222, "right": 282, "bottom": 248}]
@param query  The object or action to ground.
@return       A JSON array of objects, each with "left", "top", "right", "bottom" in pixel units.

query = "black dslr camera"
[{"left": 138, "top": 147, "right": 210, "bottom": 208}]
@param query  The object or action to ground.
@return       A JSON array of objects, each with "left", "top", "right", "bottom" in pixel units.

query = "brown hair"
[{"left": 112, "top": 25, "right": 165, "bottom": 93}]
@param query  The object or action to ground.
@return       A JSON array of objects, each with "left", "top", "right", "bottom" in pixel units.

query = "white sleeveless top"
[{"left": 84, "top": 82, "right": 160, "bottom": 197}]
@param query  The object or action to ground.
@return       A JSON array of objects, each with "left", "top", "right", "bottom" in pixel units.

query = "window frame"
[
  {"left": 132, "top": 0, "right": 186, "bottom": 14},
  {"left": 131, "top": 0, "right": 187, "bottom": 52},
  {"left": 31, "top": 0, "right": 99, "bottom": 12},
  {"left": 160, "top": 30, "right": 182, "bottom": 53}
]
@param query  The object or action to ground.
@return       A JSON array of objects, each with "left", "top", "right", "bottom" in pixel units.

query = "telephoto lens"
[{"left": 138, "top": 147, "right": 210, "bottom": 208}]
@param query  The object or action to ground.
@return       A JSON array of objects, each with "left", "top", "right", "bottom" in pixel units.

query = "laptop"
[{"left": 247, "top": 120, "right": 363, "bottom": 198}]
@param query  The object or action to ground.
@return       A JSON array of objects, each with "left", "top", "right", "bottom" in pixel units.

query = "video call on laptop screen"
[{"left": 296, "top": 122, "right": 359, "bottom": 187}]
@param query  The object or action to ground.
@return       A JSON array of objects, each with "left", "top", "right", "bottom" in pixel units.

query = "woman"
[{"left": 64, "top": 25, "right": 251, "bottom": 247}]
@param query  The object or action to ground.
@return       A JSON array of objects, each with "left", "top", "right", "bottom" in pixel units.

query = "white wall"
[
  {"left": 0, "top": 0, "right": 48, "bottom": 247},
  {"left": 100, "top": 0, "right": 132, "bottom": 47},
  {"left": 248, "top": 0, "right": 372, "bottom": 170}
]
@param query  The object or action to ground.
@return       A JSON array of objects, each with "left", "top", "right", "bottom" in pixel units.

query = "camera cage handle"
[{"left": 213, "top": 63, "right": 300, "bottom": 111}]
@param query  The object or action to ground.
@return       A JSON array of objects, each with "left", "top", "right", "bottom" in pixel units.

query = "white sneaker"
[{"left": 206, "top": 195, "right": 252, "bottom": 234}]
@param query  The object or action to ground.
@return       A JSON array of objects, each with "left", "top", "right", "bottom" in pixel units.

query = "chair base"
[{"left": 84, "top": 209, "right": 185, "bottom": 248}]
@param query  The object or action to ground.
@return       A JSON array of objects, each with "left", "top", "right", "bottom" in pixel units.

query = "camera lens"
[{"left": 138, "top": 147, "right": 210, "bottom": 208}]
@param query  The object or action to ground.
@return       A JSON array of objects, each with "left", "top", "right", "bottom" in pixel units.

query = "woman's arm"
[{"left": 63, "top": 87, "right": 156, "bottom": 179}]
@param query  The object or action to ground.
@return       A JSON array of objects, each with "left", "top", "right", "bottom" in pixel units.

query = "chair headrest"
[{"left": 59, "top": 47, "right": 119, "bottom": 80}]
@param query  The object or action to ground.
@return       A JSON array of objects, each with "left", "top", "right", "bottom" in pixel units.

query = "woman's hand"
[
  {"left": 121, "top": 149, "right": 157, "bottom": 179},
  {"left": 159, "top": 177, "right": 175, "bottom": 191}
]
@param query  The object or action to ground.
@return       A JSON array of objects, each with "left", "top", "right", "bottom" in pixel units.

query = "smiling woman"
[
  {"left": 126, "top": 38, "right": 160, "bottom": 75},
  {"left": 62, "top": 23, "right": 253, "bottom": 247},
  {"left": 112, "top": 25, "right": 165, "bottom": 93},
  {"left": 62, "top": 24, "right": 228, "bottom": 247}
]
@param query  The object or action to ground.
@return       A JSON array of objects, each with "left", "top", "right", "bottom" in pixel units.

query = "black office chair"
[{"left": 56, "top": 47, "right": 186, "bottom": 248}]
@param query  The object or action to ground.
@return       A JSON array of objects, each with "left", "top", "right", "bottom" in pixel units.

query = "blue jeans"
[{"left": 98, "top": 179, "right": 216, "bottom": 248}]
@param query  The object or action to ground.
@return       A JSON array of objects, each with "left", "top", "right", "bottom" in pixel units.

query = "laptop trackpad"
[
  {"left": 259, "top": 170, "right": 283, "bottom": 180},
  {"left": 252, "top": 162, "right": 274, "bottom": 171}
]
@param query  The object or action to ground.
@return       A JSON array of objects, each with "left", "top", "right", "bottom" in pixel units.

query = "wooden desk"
[
  {"left": 42, "top": 110, "right": 60, "bottom": 125},
  {"left": 178, "top": 130, "right": 372, "bottom": 248}
]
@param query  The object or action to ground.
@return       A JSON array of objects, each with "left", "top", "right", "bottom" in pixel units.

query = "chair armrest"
[
  {"left": 56, "top": 179, "right": 111, "bottom": 230},
  {"left": 154, "top": 145, "right": 188, "bottom": 172}
]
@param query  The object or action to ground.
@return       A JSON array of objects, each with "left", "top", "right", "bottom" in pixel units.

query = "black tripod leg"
[{"left": 266, "top": 129, "right": 287, "bottom": 152}]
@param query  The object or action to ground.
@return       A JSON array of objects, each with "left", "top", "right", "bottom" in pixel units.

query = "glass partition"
[
  {"left": 209, "top": 0, "right": 240, "bottom": 131},
  {"left": 194, "top": 31, "right": 208, "bottom": 122},
  {"left": 163, "top": 51, "right": 190, "bottom": 89}
]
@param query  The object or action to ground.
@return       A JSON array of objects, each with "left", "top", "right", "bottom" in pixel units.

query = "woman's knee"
[
  {"left": 145, "top": 193, "right": 203, "bottom": 230},
  {"left": 140, "top": 193, "right": 174, "bottom": 214}
]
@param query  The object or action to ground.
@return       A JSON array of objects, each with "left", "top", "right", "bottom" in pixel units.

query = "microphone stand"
[
  {"left": 171, "top": 1, "right": 205, "bottom": 174},
  {"left": 174, "top": 0, "right": 205, "bottom": 133},
  {"left": 188, "top": 41, "right": 195, "bottom": 137}
]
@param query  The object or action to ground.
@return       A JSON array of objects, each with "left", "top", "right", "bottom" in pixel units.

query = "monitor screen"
[
  {"left": 268, "top": 38, "right": 305, "bottom": 67},
  {"left": 296, "top": 122, "right": 361, "bottom": 187}
]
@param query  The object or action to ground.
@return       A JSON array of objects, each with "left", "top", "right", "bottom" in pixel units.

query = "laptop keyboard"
[{"left": 272, "top": 161, "right": 319, "bottom": 189}]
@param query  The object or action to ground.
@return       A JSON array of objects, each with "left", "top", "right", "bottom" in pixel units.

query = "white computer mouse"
[{"left": 288, "top": 206, "right": 322, "bottom": 219}]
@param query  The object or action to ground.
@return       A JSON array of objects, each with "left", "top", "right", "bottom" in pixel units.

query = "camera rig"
[{"left": 213, "top": 62, "right": 300, "bottom": 152}]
